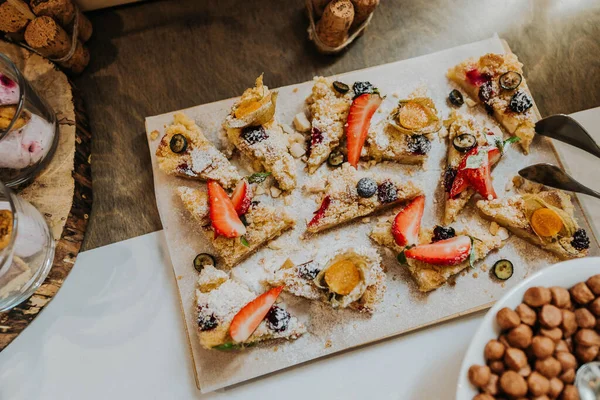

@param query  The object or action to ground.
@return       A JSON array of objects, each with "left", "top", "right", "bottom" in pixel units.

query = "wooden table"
[{"left": 75, "top": 0, "right": 600, "bottom": 250}]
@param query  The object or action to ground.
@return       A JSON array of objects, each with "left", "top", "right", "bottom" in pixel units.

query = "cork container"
[
  {"left": 306, "top": 0, "right": 378, "bottom": 54},
  {"left": 0, "top": 2, "right": 30, "bottom": 33},
  {"left": 29, "top": 0, "right": 92, "bottom": 42}
]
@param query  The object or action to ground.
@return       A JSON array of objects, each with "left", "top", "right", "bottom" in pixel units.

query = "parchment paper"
[{"left": 144, "top": 35, "right": 600, "bottom": 393}]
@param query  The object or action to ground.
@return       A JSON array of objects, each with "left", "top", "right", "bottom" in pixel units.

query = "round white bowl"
[{"left": 456, "top": 256, "right": 600, "bottom": 399}]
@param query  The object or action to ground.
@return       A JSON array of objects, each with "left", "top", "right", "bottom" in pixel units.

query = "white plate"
[{"left": 456, "top": 256, "right": 600, "bottom": 399}]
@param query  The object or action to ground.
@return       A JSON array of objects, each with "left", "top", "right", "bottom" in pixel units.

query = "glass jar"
[
  {"left": 0, "top": 180, "right": 55, "bottom": 311},
  {"left": 0, "top": 53, "right": 59, "bottom": 188}
]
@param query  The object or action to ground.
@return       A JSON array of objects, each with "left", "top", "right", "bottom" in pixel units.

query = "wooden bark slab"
[{"left": 0, "top": 41, "right": 92, "bottom": 351}]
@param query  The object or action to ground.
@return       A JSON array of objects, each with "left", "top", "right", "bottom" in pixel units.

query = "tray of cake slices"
[{"left": 144, "top": 35, "right": 599, "bottom": 392}]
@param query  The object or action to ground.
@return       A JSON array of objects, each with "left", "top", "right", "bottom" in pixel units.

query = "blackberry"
[
  {"left": 198, "top": 312, "right": 218, "bottom": 331},
  {"left": 509, "top": 91, "right": 533, "bottom": 113},
  {"left": 407, "top": 134, "right": 431, "bottom": 155},
  {"left": 266, "top": 306, "right": 290, "bottom": 332},
  {"left": 298, "top": 261, "right": 320, "bottom": 280},
  {"left": 356, "top": 177, "right": 377, "bottom": 198},
  {"left": 377, "top": 180, "right": 398, "bottom": 203},
  {"left": 484, "top": 103, "right": 495, "bottom": 116},
  {"left": 432, "top": 225, "right": 456, "bottom": 242},
  {"left": 241, "top": 125, "right": 268, "bottom": 145},
  {"left": 443, "top": 167, "right": 457, "bottom": 193},
  {"left": 571, "top": 229, "right": 590, "bottom": 251},
  {"left": 448, "top": 89, "right": 464, "bottom": 107},
  {"left": 352, "top": 81, "right": 376, "bottom": 98},
  {"left": 478, "top": 81, "right": 495, "bottom": 103}
]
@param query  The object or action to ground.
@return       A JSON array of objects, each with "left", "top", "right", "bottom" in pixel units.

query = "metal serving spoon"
[
  {"left": 536, "top": 114, "right": 600, "bottom": 159},
  {"left": 518, "top": 163, "right": 600, "bottom": 200},
  {"left": 576, "top": 362, "right": 600, "bottom": 400}
]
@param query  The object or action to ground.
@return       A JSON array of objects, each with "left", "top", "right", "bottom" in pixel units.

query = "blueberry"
[
  {"left": 356, "top": 177, "right": 377, "bottom": 198},
  {"left": 266, "top": 306, "right": 290, "bottom": 332},
  {"left": 298, "top": 261, "right": 320, "bottom": 280},
  {"left": 478, "top": 81, "right": 495, "bottom": 103},
  {"left": 443, "top": 167, "right": 457, "bottom": 193},
  {"left": 407, "top": 134, "right": 431, "bottom": 155},
  {"left": 377, "top": 180, "right": 398, "bottom": 203},
  {"left": 509, "top": 91, "right": 533, "bottom": 113},
  {"left": 198, "top": 312, "right": 218, "bottom": 331},
  {"left": 448, "top": 89, "right": 464, "bottom": 107},
  {"left": 352, "top": 81, "right": 376, "bottom": 98},
  {"left": 432, "top": 225, "right": 456, "bottom": 242},
  {"left": 571, "top": 229, "right": 590, "bottom": 251},
  {"left": 241, "top": 125, "right": 269, "bottom": 145}
]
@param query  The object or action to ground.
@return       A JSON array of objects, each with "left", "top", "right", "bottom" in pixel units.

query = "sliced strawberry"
[
  {"left": 449, "top": 168, "right": 469, "bottom": 198},
  {"left": 449, "top": 146, "right": 498, "bottom": 199},
  {"left": 345, "top": 93, "right": 382, "bottom": 168},
  {"left": 392, "top": 195, "right": 425, "bottom": 246},
  {"left": 488, "top": 146, "right": 501, "bottom": 165},
  {"left": 207, "top": 180, "right": 247, "bottom": 238},
  {"left": 231, "top": 180, "right": 252, "bottom": 216},
  {"left": 308, "top": 195, "right": 330, "bottom": 228},
  {"left": 465, "top": 155, "right": 497, "bottom": 199},
  {"left": 404, "top": 235, "right": 471, "bottom": 266},
  {"left": 229, "top": 286, "right": 284, "bottom": 343}
]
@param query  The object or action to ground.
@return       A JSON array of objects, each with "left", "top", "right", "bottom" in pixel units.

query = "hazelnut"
[
  {"left": 570, "top": 282, "right": 594, "bottom": 305},
  {"left": 504, "top": 347, "right": 528, "bottom": 371},
  {"left": 555, "top": 340, "right": 570, "bottom": 353},
  {"left": 484, "top": 339, "right": 505, "bottom": 361},
  {"left": 574, "top": 328, "right": 600, "bottom": 347},
  {"left": 524, "top": 286, "right": 552, "bottom": 307},
  {"left": 555, "top": 351, "right": 577, "bottom": 371},
  {"left": 496, "top": 307, "right": 521, "bottom": 330},
  {"left": 518, "top": 364, "right": 532, "bottom": 377},
  {"left": 574, "top": 344, "right": 599, "bottom": 363},
  {"left": 535, "top": 357, "right": 562, "bottom": 379},
  {"left": 550, "top": 286, "right": 571, "bottom": 308},
  {"left": 482, "top": 373, "right": 499, "bottom": 395},
  {"left": 527, "top": 371, "right": 550, "bottom": 396},
  {"left": 560, "top": 309, "right": 578, "bottom": 337},
  {"left": 531, "top": 336, "right": 555, "bottom": 360},
  {"left": 586, "top": 274, "right": 600, "bottom": 295},
  {"left": 507, "top": 324, "right": 533, "bottom": 348},
  {"left": 500, "top": 370, "right": 528, "bottom": 398},
  {"left": 468, "top": 365, "right": 491, "bottom": 388},
  {"left": 574, "top": 308, "right": 596, "bottom": 328},
  {"left": 540, "top": 327, "right": 562, "bottom": 342},
  {"left": 559, "top": 368, "right": 575, "bottom": 384},
  {"left": 473, "top": 394, "right": 494, "bottom": 400},
  {"left": 590, "top": 297, "right": 600, "bottom": 317},
  {"left": 561, "top": 384, "right": 580, "bottom": 400},
  {"left": 548, "top": 377, "right": 564, "bottom": 398},
  {"left": 539, "top": 304, "right": 563, "bottom": 328},
  {"left": 516, "top": 303, "right": 537, "bottom": 326},
  {"left": 489, "top": 360, "right": 505, "bottom": 375}
]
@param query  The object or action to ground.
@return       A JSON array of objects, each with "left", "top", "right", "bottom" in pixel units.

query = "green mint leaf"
[
  {"left": 468, "top": 236, "right": 481, "bottom": 268},
  {"left": 247, "top": 172, "right": 271, "bottom": 184},
  {"left": 240, "top": 236, "right": 249, "bottom": 247},
  {"left": 503, "top": 136, "right": 521, "bottom": 147}
]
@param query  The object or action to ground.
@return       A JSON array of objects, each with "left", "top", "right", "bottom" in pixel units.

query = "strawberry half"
[
  {"left": 449, "top": 146, "right": 498, "bottom": 199},
  {"left": 404, "top": 235, "right": 471, "bottom": 266},
  {"left": 229, "top": 286, "right": 284, "bottom": 343},
  {"left": 231, "top": 180, "right": 252, "bottom": 216},
  {"left": 208, "top": 180, "right": 247, "bottom": 238},
  {"left": 308, "top": 195, "right": 330, "bottom": 228},
  {"left": 392, "top": 195, "right": 425, "bottom": 247},
  {"left": 465, "top": 153, "right": 497, "bottom": 199},
  {"left": 345, "top": 93, "right": 382, "bottom": 168}
]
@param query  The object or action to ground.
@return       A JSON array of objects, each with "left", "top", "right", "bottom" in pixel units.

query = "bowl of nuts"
[{"left": 457, "top": 257, "right": 600, "bottom": 400}]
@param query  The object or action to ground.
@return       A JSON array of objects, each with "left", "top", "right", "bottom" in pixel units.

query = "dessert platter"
[{"left": 144, "top": 36, "right": 599, "bottom": 392}]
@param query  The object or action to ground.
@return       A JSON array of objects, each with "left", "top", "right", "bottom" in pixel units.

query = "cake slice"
[
  {"left": 223, "top": 75, "right": 297, "bottom": 191},
  {"left": 195, "top": 265, "right": 306, "bottom": 350},
  {"left": 156, "top": 112, "right": 240, "bottom": 189},
  {"left": 447, "top": 53, "right": 537, "bottom": 153},
  {"left": 476, "top": 189, "right": 590, "bottom": 259},
  {"left": 178, "top": 182, "right": 295, "bottom": 268},
  {"left": 363, "top": 96, "right": 441, "bottom": 164},
  {"left": 442, "top": 110, "right": 504, "bottom": 224},
  {"left": 370, "top": 216, "right": 503, "bottom": 292},
  {"left": 306, "top": 163, "right": 423, "bottom": 233},
  {"left": 266, "top": 246, "right": 385, "bottom": 313}
]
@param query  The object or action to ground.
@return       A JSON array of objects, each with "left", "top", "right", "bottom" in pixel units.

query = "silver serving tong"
[
  {"left": 535, "top": 114, "right": 600, "bottom": 159},
  {"left": 518, "top": 163, "right": 600, "bottom": 200}
]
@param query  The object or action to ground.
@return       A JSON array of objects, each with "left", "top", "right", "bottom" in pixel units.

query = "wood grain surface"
[{"left": 75, "top": 0, "right": 600, "bottom": 250}]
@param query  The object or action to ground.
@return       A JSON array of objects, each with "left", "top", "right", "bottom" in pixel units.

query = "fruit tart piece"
[
  {"left": 443, "top": 110, "right": 511, "bottom": 224},
  {"left": 447, "top": 53, "right": 537, "bottom": 153},
  {"left": 370, "top": 214, "right": 503, "bottom": 292},
  {"left": 195, "top": 265, "right": 306, "bottom": 350},
  {"left": 306, "top": 163, "right": 423, "bottom": 233},
  {"left": 178, "top": 180, "right": 295, "bottom": 268},
  {"left": 267, "top": 247, "right": 385, "bottom": 313},
  {"left": 156, "top": 112, "right": 240, "bottom": 189},
  {"left": 476, "top": 189, "right": 590, "bottom": 259},
  {"left": 305, "top": 78, "right": 382, "bottom": 173},
  {"left": 363, "top": 96, "right": 441, "bottom": 164},
  {"left": 223, "top": 75, "right": 297, "bottom": 191}
]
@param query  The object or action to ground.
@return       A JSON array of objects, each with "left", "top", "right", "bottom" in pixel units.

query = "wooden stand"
[{"left": 0, "top": 40, "right": 92, "bottom": 351}]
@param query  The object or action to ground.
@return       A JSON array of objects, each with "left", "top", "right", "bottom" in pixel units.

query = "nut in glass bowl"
[{"left": 0, "top": 53, "right": 59, "bottom": 188}]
